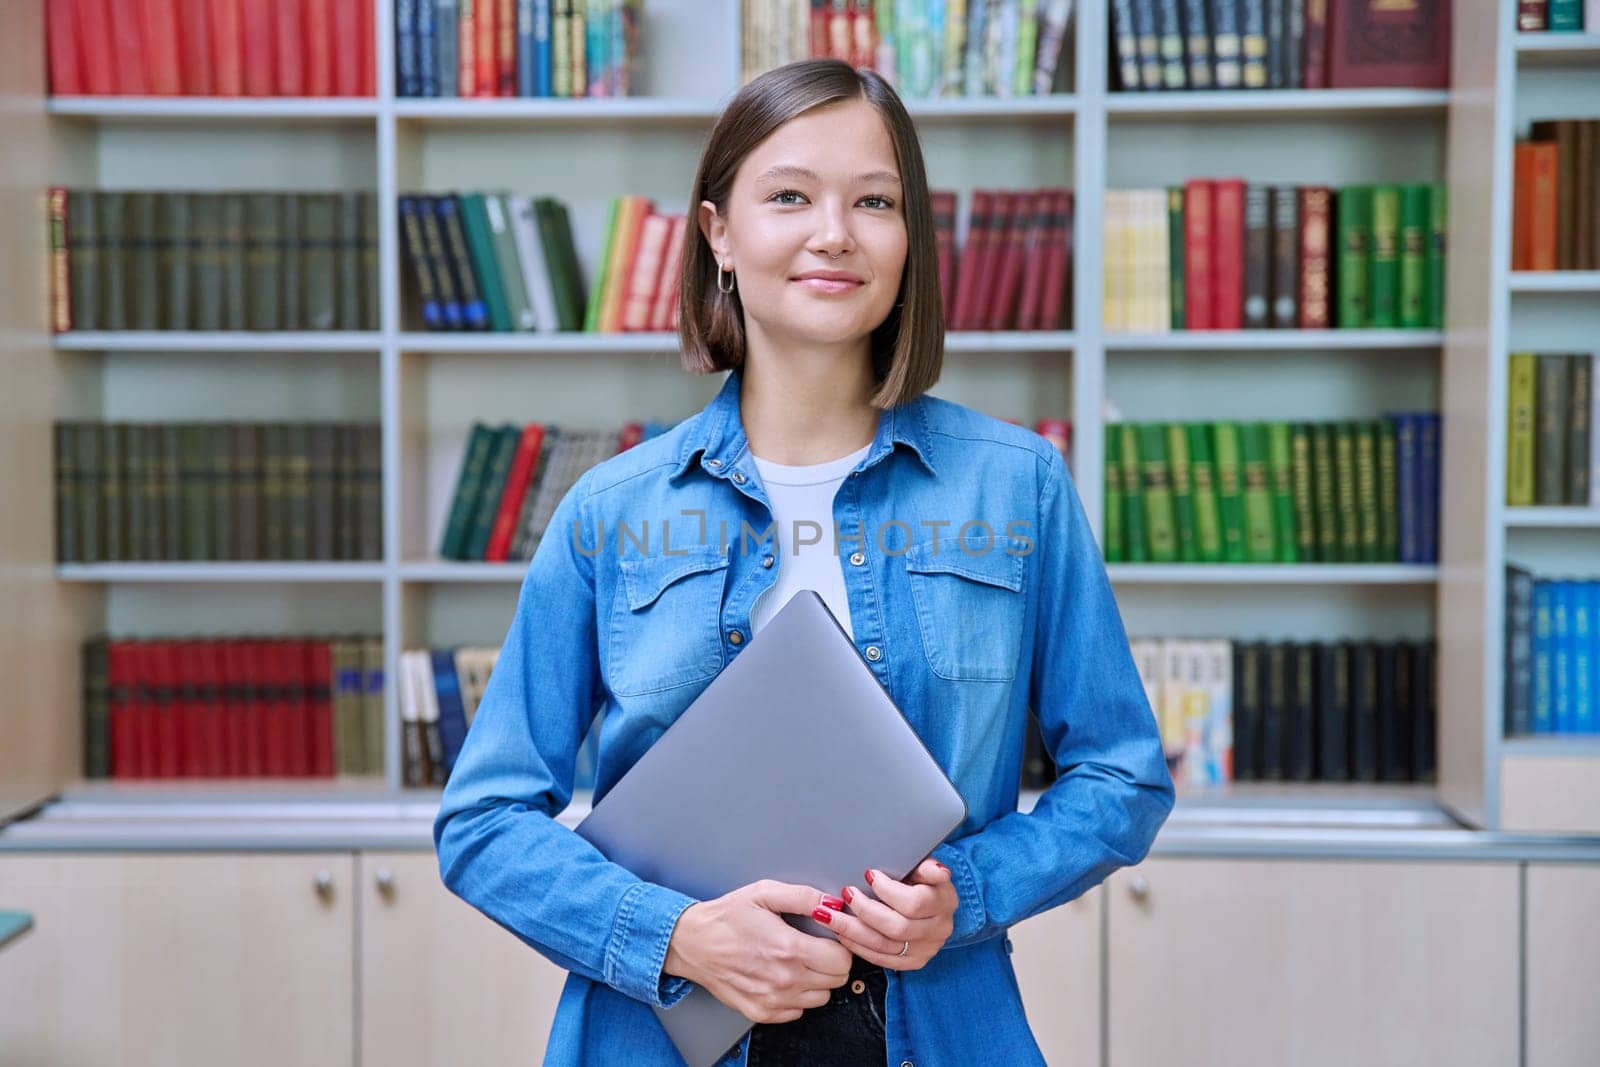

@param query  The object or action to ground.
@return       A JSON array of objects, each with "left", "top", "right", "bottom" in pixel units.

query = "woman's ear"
[{"left": 698, "top": 199, "right": 727, "bottom": 264}]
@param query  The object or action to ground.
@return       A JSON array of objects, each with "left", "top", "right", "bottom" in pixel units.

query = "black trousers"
[{"left": 743, "top": 954, "right": 889, "bottom": 1066}]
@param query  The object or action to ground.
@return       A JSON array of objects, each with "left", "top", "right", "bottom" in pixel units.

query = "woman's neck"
[{"left": 737, "top": 335, "right": 881, "bottom": 466}]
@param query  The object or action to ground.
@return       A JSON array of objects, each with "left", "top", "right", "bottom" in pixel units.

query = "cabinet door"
[
  {"left": 1008, "top": 887, "right": 1102, "bottom": 1067},
  {"left": 358, "top": 852, "right": 570, "bottom": 1066},
  {"left": 1526, "top": 863, "right": 1600, "bottom": 1067},
  {"left": 0, "top": 853, "right": 354, "bottom": 1066},
  {"left": 1106, "top": 857, "right": 1518, "bottom": 1067}
]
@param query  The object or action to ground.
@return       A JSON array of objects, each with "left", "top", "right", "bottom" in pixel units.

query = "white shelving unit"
[{"left": 34, "top": 0, "right": 1586, "bottom": 833}]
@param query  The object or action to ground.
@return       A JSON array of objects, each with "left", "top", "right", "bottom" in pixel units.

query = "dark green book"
[
  {"left": 1536, "top": 354, "right": 1569, "bottom": 505},
  {"left": 158, "top": 193, "right": 190, "bottom": 330},
  {"left": 245, "top": 193, "right": 282, "bottom": 331},
  {"left": 440, "top": 422, "right": 496, "bottom": 559},
  {"left": 158, "top": 423, "right": 180, "bottom": 560},
  {"left": 100, "top": 422, "right": 125, "bottom": 562},
  {"left": 1266, "top": 422, "right": 1297, "bottom": 563},
  {"left": 1311, "top": 423, "right": 1339, "bottom": 562},
  {"left": 537, "top": 197, "right": 587, "bottom": 331},
  {"left": 285, "top": 421, "right": 311, "bottom": 561},
  {"left": 459, "top": 193, "right": 513, "bottom": 331},
  {"left": 302, "top": 194, "right": 338, "bottom": 331},
  {"left": 1119, "top": 423, "right": 1148, "bottom": 563},
  {"left": 465, "top": 424, "right": 522, "bottom": 559},
  {"left": 208, "top": 423, "right": 234, "bottom": 561},
  {"left": 68, "top": 190, "right": 99, "bottom": 331},
  {"left": 1333, "top": 422, "right": 1361, "bottom": 562},
  {"left": 1368, "top": 184, "right": 1401, "bottom": 329},
  {"left": 1354, "top": 422, "right": 1381, "bottom": 562},
  {"left": 1104, "top": 424, "right": 1125, "bottom": 562},
  {"left": 1167, "top": 186, "right": 1185, "bottom": 330},
  {"left": 1139, "top": 423, "right": 1178, "bottom": 563},
  {"left": 337, "top": 192, "right": 363, "bottom": 330},
  {"left": 1167, "top": 422, "right": 1199, "bottom": 563},
  {"left": 1213, "top": 421, "right": 1248, "bottom": 564},
  {"left": 1186, "top": 423, "right": 1224, "bottom": 563},
  {"left": 181, "top": 424, "right": 212, "bottom": 562},
  {"left": 1398, "top": 184, "right": 1429, "bottom": 329},
  {"left": 1335, "top": 185, "right": 1371, "bottom": 328},
  {"left": 1427, "top": 182, "right": 1447, "bottom": 329},
  {"left": 1290, "top": 423, "right": 1316, "bottom": 562},
  {"left": 1239, "top": 422, "right": 1277, "bottom": 563},
  {"left": 128, "top": 192, "right": 162, "bottom": 330},
  {"left": 1377, "top": 418, "right": 1399, "bottom": 561},
  {"left": 97, "top": 191, "right": 128, "bottom": 330},
  {"left": 220, "top": 193, "right": 248, "bottom": 331},
  {"left": 190, "top": 193, "right": 223, "bottom": 331}
]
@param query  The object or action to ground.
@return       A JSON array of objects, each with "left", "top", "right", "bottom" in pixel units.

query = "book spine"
[
  {"left": 1240, "top": 422, "right": 1276, "bottom": 562},
  {"left": 1270, "top": 185, "right": 1299, "bottom": 328},
  {"left": 1104, "top": 424, "right": 1125, "bottom": 562},
  {"left": 1368, "top": 184, "right": 1401, "bottom": 329},
  {"left": 1213, "top": 421, "right": 1248, "bottom": 563},
  {"left": 1333, "top": 421, "right": 1359, "bottom": 562},
  {"left": 1188, "top": 423, "right": 1225, "bottom": 562},
  {"left": 1266, "top": 421, "right": 1297, "bottom": 563},
  {"left": 1427, "top": 182, "right": 1447, "bottom": 328},
  {"left": 1398, "top": 184, "right": 1429, "bottom": 328},
  {"left": 1167, "top": 423, "right": 1199, "bottom": 563},
  {"left": 1212, "top": 179, "right": 1245, "bottom": 330},
  {"left": 1335, "top": 185, "right": 1371, "bottom": 328},
  {"left": 1302, "top": 0, "right": 1327, "bottom": 88},
  {"left": 1507, "top": 353, "right": 1537, "bottom": 506},
  {"left": 1181, "top": 0, "right": 1211, "bottom": 88},
  {"left": 1355, "top": 421, "right": 1380, "bottom": 562},
  {"left": 1290, "top": 423, "right": 1316, "bottom": 560},
  {"left": 1242, "top": 183, "right": 1270, "bottom": 329},
  {"left": 1239, "top": 0, "right": 1267, "bottom": 88},
  {"left": 1119, "top": 423, "right": 1149, "bottom": 562},
  {"left": 1568, "top": 356, "right": 1592, "bottom": 505},
  {"left": 1211, "top": 0, "right": 1242, "bottom": 88},
  {"left": 1377, "top": 418, "right": 1398, "bottom": 561},
  {"left": 1167, "top": 186, "right": 1186, "bottom": 329}
]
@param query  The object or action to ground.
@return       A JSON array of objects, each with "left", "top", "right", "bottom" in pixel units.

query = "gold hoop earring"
[{"left": 717, "top": 263, "right": 736, "bottom": 294}]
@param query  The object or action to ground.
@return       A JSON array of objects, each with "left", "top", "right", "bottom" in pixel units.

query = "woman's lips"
[{"left": 792, "top": 277, "right": 864, "bottom": 294}]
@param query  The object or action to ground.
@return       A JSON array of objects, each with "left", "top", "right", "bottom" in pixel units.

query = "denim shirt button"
[
  {"left": 731, "top": 471, "right": 747, "bottom": 484},
  {"left": 900, "top": 1061, "right": 914, "bottom": 1067},
  {"left": 865, "top": 645, "right": 882, "bottom": 661},
  {"left": 728, "top": 630, "right": 744, "bottom": 645},
  {"left": 706, "top": 458, "right": 722, "bottom": 467},
  {"left": 849, "top": 551, "right": 865, "bottom": 566},
  {"left": 762, "top": 555, "right": 774, "bottom": 568}
]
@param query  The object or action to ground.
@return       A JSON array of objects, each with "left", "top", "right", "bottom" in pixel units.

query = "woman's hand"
[
  {"left": 820, "top": 858, "right": 958, "bottom": 971},
  {"left": 662, "top": 879, "right": 854, "bottom": 1024}
]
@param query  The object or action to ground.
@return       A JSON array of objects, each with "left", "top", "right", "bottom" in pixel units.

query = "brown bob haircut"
[{"left": 678, "top": 58, "right": 943, "bottom": 410}]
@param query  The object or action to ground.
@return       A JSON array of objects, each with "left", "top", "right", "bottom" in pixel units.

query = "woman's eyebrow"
[{"left": 754, "top": 165, "right": 902, "bottom": 185}]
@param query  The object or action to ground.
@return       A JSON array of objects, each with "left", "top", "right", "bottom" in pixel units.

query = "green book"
[
  {"left": 1427, "top": 182, "right": 1447, "bottom": 329},
  {"left": 1368, "top": 184, "right": 1401, "bottom": 329},
  {"left": 485, "top": 193, "right": 536, "bottom": 331},
  {"left": 1139, "top": 423, "right": 1178, "bottom": 563},
  {"left": 1213, "top": 422, "right": 1248, "bottom": 564},
  {"left": 439, "top": 422, "right": 495, "bottom": 559},
  {"left": 1377, "top": 418, "right": 1399, "bottom": 562},
  {"left": 1167, "top": 186, "right": 1185, "bottom": 330},
  {"left": 1289, "top": 424, "right": 1316, "bottom": 563},
  {"left": 1398, "top": 184, "right": 1428, "bottom": 328},
  {"left": 1310, "top": 423, "right": 1339, "bottom": 563},
  {"left": 1239, "top": 423, "right": 1277, "bottom": 563},
  {"left": 1167, "top": 423, "right": 1199, "bottom": 562},
  {"left": 1187, "top": 423, "right": 1224, "bottom": 563},
  {"left": 1335, "top": 185, "right": 1371, "bottom": 328},
  {"left": 1266, "top": 422, "right": 1297, "bottom": 563},
  {"left": 1549, "top": 0, "right": 1583, "bottom": 30},
  {"left": 1333, "top": 422, "right": 1361, "bottom": 562},
  {"left": 459, "top": 194, "right": 513, "bottom": 331},
  {"left": 1354, "top": 422, "right": 1381, "bottom": 562},
  {"left": 465, "top": 423, "right": 522, "bottom": 560},
  {"left": 1104, "top": 424, "right": 1125, "bottom": 563},
  {"left": 1118, "top": 424, "right": 1148, "bottom": 563},
  {"left": 583, "top": 198, "right": 621, "bottom": 333}
]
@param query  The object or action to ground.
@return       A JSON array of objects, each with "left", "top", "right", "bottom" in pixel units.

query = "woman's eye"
[
  {"left": 770, "top": 189, "right": 807, "bottom": 204},
  {"left": 861, "top": 195, "right": 895, "bottom": 209}
]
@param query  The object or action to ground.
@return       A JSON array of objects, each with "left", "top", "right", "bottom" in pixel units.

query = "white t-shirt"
[{"left": 749, "top": 441, "right": 873, "bottom": 640}]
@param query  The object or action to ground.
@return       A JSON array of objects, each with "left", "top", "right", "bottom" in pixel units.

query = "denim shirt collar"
[{"left": 671, "top": 365, "right": 938, "bottom": 483}]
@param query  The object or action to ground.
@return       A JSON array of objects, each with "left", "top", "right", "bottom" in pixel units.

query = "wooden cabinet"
[
  {"left": 0, "top": 853, "right": 354, "bottom": 1066},
  {"left": 357, "top": 851, "right": 570, "bottom": 1065},
  {"left": 1009, "top": 887, "right": 1102, "bottom": 1067},
  {"left": 1525, "top": 863, "right": 1600, "bottom": 1067},
  {"left": 1104, "top": 858, "right": 1519, "bottom": 1067}
]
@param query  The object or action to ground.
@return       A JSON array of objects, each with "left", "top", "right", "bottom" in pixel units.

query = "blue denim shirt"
[{"left": 433, "top": 366, "right": 1175, "bottom": 1066}]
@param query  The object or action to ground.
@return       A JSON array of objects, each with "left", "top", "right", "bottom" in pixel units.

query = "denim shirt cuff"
[
  {"left": 931, "top": 841, "right": 987, "bottom": 944},
  {"left": 604, "top": 880, "right": 699, "bottom": 1008}
]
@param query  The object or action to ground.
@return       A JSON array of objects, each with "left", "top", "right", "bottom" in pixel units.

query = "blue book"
[
  {"left": 435, "top": 196, "right": 489, "bottom": 329},
  {"left": 397, "top": 0, "right": 420, "bottom": 97},
  {"left": 1554, "top": 581, "right": 1574, "bottom": 733},
  {"left": 535, "top": 0, "right": 553, "bottom": 96},
  {"left": 1533, "top": 580, "right": 1554, "bottom": 733},
  {"left": 518, "top": 0, "right": 536, "bottom": 96},
  {"left": 1418, "top": 412, "right": 1440, "bottom": 564},
  {"left": 418, "top": 0, "right": 437, "bottom": 97},
  {"left": 431, "top": 649, "right": 471, "bottom": 776},
  {"left": 1390, "top": 413, "right": 1421, "bottom": 563},
  {"left": 420, "top": 197, "right": 465, "bottom": 328},
  {"left": 398, "top": 197, "right": 443, "bottom": 328},
  {"left": 436, "top": 0, "right": 459, "bottom": 97},
  {"left": 1574, "top": 580, "right": 1594, "bottom": 734},
  {"left": 586, "top": 0, "right": 607, "bottom": 96}
]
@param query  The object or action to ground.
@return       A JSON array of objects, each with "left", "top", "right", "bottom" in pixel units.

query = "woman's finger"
[
  {"left": 861, "top": 867, "right": 945, "bottom": 920},
  {"left": 837, "top": 883, "right": 916, "bottom": 940},
  {"left": 812, "top": 902, "right": 905, "bottom": 958}
]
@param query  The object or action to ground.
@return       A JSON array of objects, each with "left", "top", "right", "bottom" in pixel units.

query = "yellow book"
[
  {"left": 1507, "top": 352, "right": 1537, "bottom": 506},
  {"left": 597, "top": 196, "right": 651, "bottom": 333}
]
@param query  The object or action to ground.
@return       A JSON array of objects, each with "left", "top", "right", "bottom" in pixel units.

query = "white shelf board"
[
  {"left": 1515, "top": 33, "right": 1600, "bottom": 63},
  {"left": 397, "top": 330, "right": 1076, "bottom": 354},
  {"left": 1509, "top": 271, "right": 1600, "bottom": 292},
  {"left": 1107, "top": 564, "right": 1440, "bottom": 584},
  {"left": 399, "top": 562, "right": 528, "bottom": 583},
  {"left": 1501, "top": 736, "right": 1600, "bottom": 756},
  {"left": 1104, "top": 329, "right": 1442, "bottom": 351},
  {"left": 1505, "top": 507, "right": 1600, "bottom": 528},
  {"left": 56, "top": 563, "right": 386, "bottom": 583},
  {"left": 47, "top": 96, "right": 381, "bottom": 120},
  {"left": 393, "top": 94, "right": 1078, "bottom": 123},
  {"left": 1104, "top": 88, "right": 1449, "bottom": 119},
  {"left": 53, "top": 332, "right": 382, "bottom": 353}
]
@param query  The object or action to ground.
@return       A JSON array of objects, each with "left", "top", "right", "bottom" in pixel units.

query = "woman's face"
[{"left": 700, "top": 97, "right": 908, "bottom": 352}]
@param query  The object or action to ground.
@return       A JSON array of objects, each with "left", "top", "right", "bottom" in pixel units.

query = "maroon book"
[
  {"left": 931, "top": 190, "right": 958, "bottom": 321},
  {"left": 1212, "top": 180, "right": 1247, "bottom": 331},
  {"left": 1327, "top": 0, "right": 1450, "bottom": 90},
  {"left": 1038, "top": 189, "right": 1072, "bottom": 331},
  {"left": 987, "top": 191, "right": 1031, "bottom": 330}
]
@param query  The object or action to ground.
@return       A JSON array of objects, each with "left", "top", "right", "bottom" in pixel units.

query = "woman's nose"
[{"left": 810, "top": 197, "right": 855, "bottom": 256}]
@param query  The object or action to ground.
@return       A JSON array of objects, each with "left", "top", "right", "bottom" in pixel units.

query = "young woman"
[{"left": 434, "top": 58, "right": 1175, "bottom": 1067}]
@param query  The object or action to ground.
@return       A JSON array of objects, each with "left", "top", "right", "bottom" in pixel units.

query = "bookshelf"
[{"left": 11, "top": 0, "right": 1590, "bottom": 835}]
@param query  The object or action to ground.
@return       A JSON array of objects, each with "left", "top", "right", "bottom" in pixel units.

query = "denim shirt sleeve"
[
  {"left": 433, "top": 469, "right": 699, "bottom": 1009},
  {"left": 931, "top": 447, "right": 1176, "bottom": 948}
]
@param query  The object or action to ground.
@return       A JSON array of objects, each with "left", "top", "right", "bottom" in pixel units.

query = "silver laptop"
[{"left": 574, "top": 588, "right": 968, "bottom": 1067}]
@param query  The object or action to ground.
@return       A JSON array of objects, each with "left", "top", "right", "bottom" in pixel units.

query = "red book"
[
  {"left": 1211, "top": 179, "right": 1246, "bottom": 330},
  {"left": 1327, "top": 0, "right": 1450, "bottom": 90},
  {"left": 951, "top": 190, "right": 994, "bottom": 330},
  {"left": 239, "top": 0, "right": 275, "bottom": 95},
  {"left": 274, "top": 0, "right": 305, "bottom": 94},
  {"left": 930, "top": 190, "right": 957, "bottom": 320},
  {"left": 307, "top": 641, "right": 334, "bottom": 777},
  {"left": 244, "top": 641, "right": 267, "bottom": 777},
  {"left": 47, "top": 0, "right": 84, "bottom": 95},
  {"left": 359, "top": 0, "right": 375, "bottom": 94},
  {"left": 648, "top": 214, "right": 687, "bottom": 332},
  {"left": 154, "top": 640, "right": 182, "bottom": 778},
  {"left": 486, "top": 423, "right": 546, "bottom": 562},
  {"left": 476, "top": 0, "right": 496, "bottom": 96},
  {"left": 209, "top": 0, "right": 244, "bottom": 95},
  {"left": 852, "top": 0, "right": 875, "bottom": 71},
  {"left": 622, "top": 212, "right": 673, "bottom": 330},
  {"left": 218, "top": 641, "right": 241, "bottom": 777},
  {"left": 972, "top": 191, "right": 1017, "bottom": 330},
  {"left": 1038, "top": 188, "right": 1073, "bottom": 332},
  {"left": 108, "top": 0, "right": 149, "bottom": 94},
  {"left": 197, "top": 641, "right": 226, "bottom": 776},
  {"left": 1302, "top": 0, "right": 1329, "bottom": 89},
  {"left": 1183, "top": 180, "right": 1215, "bottom": 330},
  {"left": 141, "top": 0, "right": 184, "bottom": 94},
  {"left": 618, "top": 421, "right": 644, "bottom": 451},
  {"left": 986, "top": 191, "right": 1031, "bottom": 330},
  {"left": 1521, "top": 142, "right": 1560, "bottom": 271},
  {"left": 289, "top": 641, "right": 312, "bottom": 776},
  {"left": 109, "top": 642, "right": 134, "bottom": 778},
  {"left": 178, "top": 0, "right": 215, "bottom": 94},
  {"left": 1014, "top": 192, "right": 1050, "bottom": 331},
  {"left": 179, "top": 641, "right": 204, "bottom": 776},
  {"left": 809, "top": 0, "right": 829, "bottom": 58},
  {"left": 332, "top": 0, "right": 362, "bottom": 95},
  {"left": 74, "top": 0, "right": 117, "bottom": 94},
  {"left": 258, "top": 640, "right": 282, "bottom": 776},
  {"left": 498, "top": 0, "right": 517, "bottom": 95},
  {"left": 1298, "top": 186, "right": 1333, "bottom": 328},
  {"left": 303, "top": 0, "right": 333, "bottom": 95}
]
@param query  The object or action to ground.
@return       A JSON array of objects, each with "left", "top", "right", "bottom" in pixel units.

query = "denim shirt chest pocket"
[
  {"left": 607, "top": 543, "right": 730, "bottom": 697},
  {"left": 903, "top": 532, "right": 1029, "bottom": 682}
]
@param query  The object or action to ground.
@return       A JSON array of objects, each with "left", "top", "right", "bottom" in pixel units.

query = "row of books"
[
  {"left": 396, "top": 0, "right": 642, "bottom": 98},
  {"left": 1505, "top": 568, "right": 1600, "bottom": 736},
  {"left": 438, "top": 421, "right": 672, "bottom": 561},
  {"left": 1134, "top": 637, "right": 1438, "bottom": 785},
  {"left": 1512, "top": 120, "right": 1600, "bottom": 273},
  {"left": 47, "top": 189, "right": 380, "bottom": 334},
  {"left": 54, "top": 421, "right": 383, "bottom": 565},
  {"left": 1517, "top": 0, "right": 1598, "bottom": 31},
  {"left": 1103, "top": 181, "right": 1446, "bottom": 333},
  {"left": 1103, "top": 416, "right": 1442, "bottom": 565},
  {"left": 80, "top": 635, "right": 386, "bottom": 780},
  {"left": 397, "top": 646, "right": 503, "bottom": 786},
  {"left": 740, "top": 0, "right": 1075, "bottom": 98},
  {"left": 1112, "top": 0, "right": 1451, "bottom": 93},
  {"left": 46, "top": 0, "right": 376, "bottom": 97},
  {"left": 1506, "top": 353, "right": 1597, "bottom": 508},
  {"left": 941, "top": 188, "right": 1074, "bottom": 331}
]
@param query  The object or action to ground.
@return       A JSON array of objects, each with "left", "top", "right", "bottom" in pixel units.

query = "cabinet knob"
[
  {"left": 314, "top": 869, "right": 335, "bottom": 899},
  {"left": 1127, "top": 875, "right": 1151, "bottom": 903},
  {"left": 375, "top": 867, "right": 395, "bottom": 896}
]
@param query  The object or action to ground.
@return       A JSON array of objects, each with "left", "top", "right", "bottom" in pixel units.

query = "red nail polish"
[
  {"left": 935, "top": 861, "right": 948, "bottom": 872},
  {"left": 865, "top": 869, "right": 875, "bottom": 885},
  {"left": 811, "top": 907, "right": 833, "bottom": 924},
  {"left": 820, "top": 895, "right": 845, "bottom": 911},
  {"left": 841, "top": 887, "right": 854, "bottom": 904}
]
